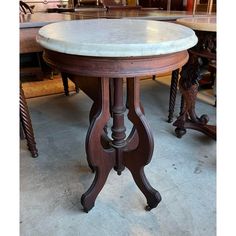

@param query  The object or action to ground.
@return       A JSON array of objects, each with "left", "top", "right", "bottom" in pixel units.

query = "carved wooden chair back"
[{"left": 20, "top": 1, "right": 33, "bottom": 14}]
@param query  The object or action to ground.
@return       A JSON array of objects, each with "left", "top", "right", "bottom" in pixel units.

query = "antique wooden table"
[
  {"left": 66, "top": 9, "right": 212, "bottom": 20},
  {"left": 36, "top": 19, "right": 197, "bottom": 212},
  {"left": 173, "top": 16, "right": 216, "bottom": 140},
  {"left": 20, "top": 11, "right": 210, "bottom": 157}
]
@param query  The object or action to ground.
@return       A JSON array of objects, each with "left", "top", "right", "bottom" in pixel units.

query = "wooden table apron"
[{"left": 43, "top": 49, "right": 189, "bottom": 212}]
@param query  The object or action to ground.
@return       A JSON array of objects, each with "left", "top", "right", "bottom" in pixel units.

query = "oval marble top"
[
  {"left": 177, "top": 17, "right": 216, "bottom": 32},
  {"left": 37, "top": 19, "right": 197, "bottom": 57}
]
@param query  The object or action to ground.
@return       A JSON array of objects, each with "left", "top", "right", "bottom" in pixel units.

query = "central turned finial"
[{"left": 110, "top": 78, "right": 126, "bottom": 175}]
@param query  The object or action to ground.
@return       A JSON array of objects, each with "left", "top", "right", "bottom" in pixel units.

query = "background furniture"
[
  {"left": 101, "top": 0, "right": 141, "bottom": 9},
  {"left": 20, "top": 13, "right": 83, "bottom": 157},
  {"left": 20, "top": 0, "right": 70, "bottom": 12},
  {"left": 20, "top": 1, "right": 33, "bottom": 14},
  {"left": 139, "top": 0, "right": 183, "bottom": 10},
  {"left": 20, "top": 13, "right": 81, "bottom": 94},
  {"left": 173, "top": 16, "right": 216, "bottom": 139},
  {"left": 20, "top": 83, "right": 38, "bottom": 157}
]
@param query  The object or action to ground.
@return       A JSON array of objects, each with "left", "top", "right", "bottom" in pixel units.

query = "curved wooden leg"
[
  {"left": 123, "top": 77, "right": 161, "bottom": 210},
  {"left": 168, "top": 69, "right": 179, "bottom": 123},
  {"left": 81, "top": 163, "right": 113, "bottom": 212},
  {"left": 78, "top": 76, "right": 161, "bottom": 212},
  {"left": 81, "top": 77, "right": 115, "bottom": 212},
  {"left": 20, "top": 84, "right": 38, "bottom": 158},
  {"left": 87, "top": 101, "right": 111, "bottom": 172}
]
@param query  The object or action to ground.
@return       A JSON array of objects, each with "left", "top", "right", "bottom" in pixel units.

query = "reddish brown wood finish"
[
  {"left": 173, "top": 30, "right": 216, "bottom": 140},
  {"left": 43, "top": 49, "right": 188, "bottom": 212},
  {"left": 168, "top": 69, "right": 179, "bottom": 123},
  {"left": 43, "top": 49, "right": 188, "bottom": 78},
  {"left": 61, "top": 72, "right": 80, "bottom": 96},
  {"left": 20, "top": 83, "right": 38, "bottom": 157}
]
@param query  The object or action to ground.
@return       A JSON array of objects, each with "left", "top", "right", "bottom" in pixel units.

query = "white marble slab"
[
  {"left": 36, "top": 19, "right": 198, "bottom": 57},
  {"left": 177, "top": 16, "right": 216, "bottom": 32}
]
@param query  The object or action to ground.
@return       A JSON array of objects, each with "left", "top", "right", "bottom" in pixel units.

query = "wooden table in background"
[{"left": 173, "top": 16, "right": 216, "bottom": 140}]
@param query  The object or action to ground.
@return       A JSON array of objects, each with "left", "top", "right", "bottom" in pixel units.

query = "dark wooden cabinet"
[{"left": 139, "top": 0, "right": 183, "bottom": 11}]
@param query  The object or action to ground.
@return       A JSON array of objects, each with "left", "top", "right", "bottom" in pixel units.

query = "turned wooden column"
[
  {"left": 168, "top": 69, "right": 179, "bottom": 123},
  {"left": 20, "top": 83, "right": 38, "bottom": 157},
  {"left": 111, "top": 78, "right": 126, "bottom": 175}
]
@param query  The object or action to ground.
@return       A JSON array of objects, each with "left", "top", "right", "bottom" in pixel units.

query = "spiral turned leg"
[
  {"left": 74, "top": 81, "right": 80, "bottom": 94},
  {"left": 168, "top": 69, "right": 179, "bottom": 123},
  {"left": 20, "top": 84, "right": 38, "bottom": 158}
]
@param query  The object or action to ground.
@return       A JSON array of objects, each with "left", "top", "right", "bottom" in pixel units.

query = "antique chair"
[
  {"left": 20, "top": 1, "right": 33, "bottom": 14},
  {"left": 101, "top": 0, "right": 141, "bottom": 10}
]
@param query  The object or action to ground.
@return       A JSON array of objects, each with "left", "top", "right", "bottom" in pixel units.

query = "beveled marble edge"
[
  {"left": 37, "top": 34, "right": 198, "bottom": 57},
  {"left": 177, "top": 16, "right": 216, "bottom": 32},
  {"left": 36, "top": 19, "right": 198, "bottom": 57}
]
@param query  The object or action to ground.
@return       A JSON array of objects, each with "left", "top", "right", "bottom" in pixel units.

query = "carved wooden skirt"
[{"left": 43, "top": 49, "right": 189, "bottom": 212}]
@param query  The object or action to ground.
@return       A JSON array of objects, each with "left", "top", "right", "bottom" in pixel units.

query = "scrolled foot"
[
  {"left": 175, "top": 127, "right": 186, "bottom": 138},
  {"left": 199, "top": 114, "right": 209, "bottom": 125},
  {"left": 146, "top": 190, "right": 162, "bottom": 211},
  {"left": 81, "top": 194, "right": 95, "bottom": 213}
]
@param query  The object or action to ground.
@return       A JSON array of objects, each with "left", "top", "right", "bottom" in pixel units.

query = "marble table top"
[
  {"left": 36, "top": 19, "right": 197, "bottom": 57},
  {"left": 176, "top": 16, "right": 216, "bottom": 32}
]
